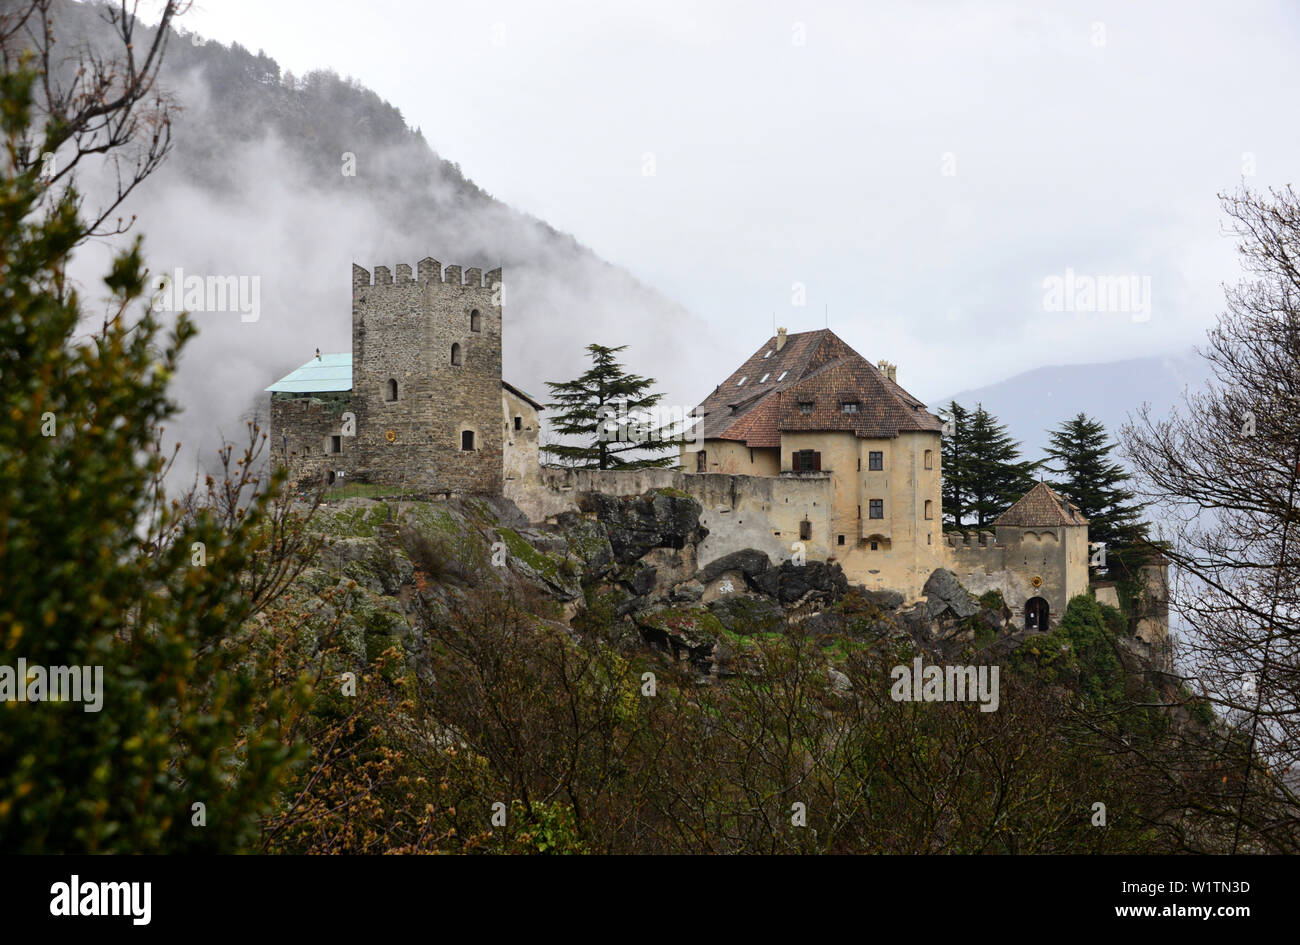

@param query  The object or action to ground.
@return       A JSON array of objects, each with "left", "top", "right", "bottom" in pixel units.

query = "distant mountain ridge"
[{"left": 933, "top": 350, "right": 1210, "bottom": 462}]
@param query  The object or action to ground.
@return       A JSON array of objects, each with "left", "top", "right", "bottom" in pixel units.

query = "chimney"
[
  {"left": 877, "top": 359, "right": 896, "bottom": 381},
  {"left": 315, "top": 347, "right": 321, "bottom": 361},
  {"left": 776, "top": 327, "right": 788, "bottom": 351}
]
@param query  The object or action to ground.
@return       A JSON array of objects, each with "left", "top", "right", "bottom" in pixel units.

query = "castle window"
[
  {"left": 329, "top": 435, "right": 341, "bottom": 454},
  {"left": 924, "top": 449, "right": 933, "bottom": 469},
  {"left": 870, "top": 540, "right": 878, "bottom": 551},
  {"left": 798, "top": 401, "right": 814, "bottom": 415},
  {"left": 799, "top": 520, "right": 812, "bottom": 541},
  {"left": 451, "top": 343, "right": 463, "bottom": 366},
  {"left": 869, "top": 451, "right": 883, "bottom": 470},
  {"left": 841, "top": 401, "right": 859, "bottom": 414},
  {"left": 792, "top": 449, "right": 820, "bottom": 472},
  {"left": 470, "top": 309, "right": 481, "bottom": 332},
  {"left": 461, "top": 430, "right": 475, "bottom": 451},
  {"left": 514, "top": 416, "right": 522, "bottom": 431},
  {"left": 924, "top": 499, "right": 933, "bottom": 520},
  {"left": 869, "top": 499, "right": 883, "bottom": 519},
  {"left": 696, "top": 450, "right": 707, "bottom": 472},
  {"left": 837, "top": 534, "right": 845, "bottom": 546},
  {"left": 385, "top": 378, "right": 398, "bottom": 402}
]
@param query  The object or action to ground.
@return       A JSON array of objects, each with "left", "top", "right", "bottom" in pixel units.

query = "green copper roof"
[{"left": 266, "top": 353, "right": 352, "bottom": 392}]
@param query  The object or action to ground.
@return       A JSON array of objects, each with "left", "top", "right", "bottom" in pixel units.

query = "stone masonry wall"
[
  {"left": 350, "top": 259, "right": 503, "bottom": 494},
  {"left": 514, "top": 467, "right": 834, "bottom": 570},
  {"left": 270, "top": 392, "right": 354, "bottom": 489}
]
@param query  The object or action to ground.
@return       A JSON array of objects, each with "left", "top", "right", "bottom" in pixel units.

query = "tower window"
[
  {"left": 329, "top": 435, "right": 341, "bottom": 454},
  {"left": 869, "top": 451, "right": 883, "bottom": 470},
  {"left": 470, "top": 309, "right": 481, "bottom": 332},
  {"left": 461, "top": 430, "right": 475, "bottom": 451},
  {"left": 870, "top": 540, "right": 878, "bottom": 551},
  {"left": 837, "top": 534, "right": 845, "bottom": 546},
  {"left": 924, "top": 449, "right": 933, "bottom": 469},
  {"left": 924, "top": 499, "right": 934, "bottom": 520},
  {"left": 451, "top": 343, "right": 463, "bottom": 366},
  {"left": 514, "top": 416, "right": 522, "bottom": 431},
  {"left": 696, "top": 450, "right": 707, "bottom": 472},
  {"left": 385, "top": 378, "right": 398, "bottom": 402},
  {"left": 869, "top": 499, "right": 883, "bottom": 519},
  {"left": 799, "top": 520, "right": 812, "bottom": 541}
]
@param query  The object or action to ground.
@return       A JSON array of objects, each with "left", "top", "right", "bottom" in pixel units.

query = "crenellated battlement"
[
  {"left": 351, "top": 258, "right": 503, "bottom": 290},
  {"left": 946, "top": 530, "right": 1002, "bottom": 550}
]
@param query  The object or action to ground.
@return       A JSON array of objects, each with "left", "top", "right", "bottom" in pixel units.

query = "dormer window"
[
  {"left": 842, "top": 401, "right": 860, "bottom": 414},
  {"left": 798, "top": 401, "right": 814, "bottom": 415},
  {"left": 737, "top": 376, "right": 748, "bottom": 386},
  {"left": 763, "top": 349, "right": 773, "bottom": 359},
  {"left": 777, "top": 371, "right": 788, "bottom": 381},
  {"left": 759, "top": 373, "right": 770, "bottom": 383}
]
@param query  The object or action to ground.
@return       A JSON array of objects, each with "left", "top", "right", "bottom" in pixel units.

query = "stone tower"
[{"left": 349, "top": 258, "right": 503, "bottom": 494}]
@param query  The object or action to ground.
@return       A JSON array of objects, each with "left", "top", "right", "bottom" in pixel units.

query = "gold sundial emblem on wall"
[
  {"left": 385, "top": 429, "right": 397, "bottom": 443},
  {"left": 1031, "top": 575, "right": 1043, "bottom": 588}
]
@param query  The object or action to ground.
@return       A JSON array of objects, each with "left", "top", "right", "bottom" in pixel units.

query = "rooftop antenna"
[{"left": 824, "top": 304, "right": 828, "bottom": 329}]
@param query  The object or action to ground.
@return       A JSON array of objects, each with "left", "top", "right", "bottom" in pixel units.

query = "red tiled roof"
[{"left": 689, "top": 329, "right": 941, "bottom": 446}]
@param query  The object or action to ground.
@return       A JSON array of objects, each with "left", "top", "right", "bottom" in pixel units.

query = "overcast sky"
[{"left": 156, "top": 0, "right": 1300, "bottom": 401}]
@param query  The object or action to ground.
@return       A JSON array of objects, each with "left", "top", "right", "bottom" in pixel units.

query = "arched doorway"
[{"left": 1025, "top": 596, "right": 1049, "bottom": 631}]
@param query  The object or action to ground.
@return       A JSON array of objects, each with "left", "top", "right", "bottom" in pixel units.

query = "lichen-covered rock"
[
  {"left": 317, "top": 536, "right": 414, "bottom": 595},
  {"left": 671, "top": 581, "right": 705, "bottom": 602},
  {"left": 495, "top": 526, "right": 582, "bottom": 600},
  {"left": 707, "top": 595, "right": 785, "bottom": 635},
  {"left": 582, "top": 490, "right": 708, "bottom": 565},
  {"left": 750, "top": 559, "right": 849, "bottom": 604},
  {"left": 553, "top": 511, "right": 616, "bottom": 580},
  {"left": 922, "top": 568, "right": 980, "bottom": 620},
  {"left": 697, "top": 549, "right": 772, "bottom": 586},
  {"left": 633, "top": 605, "right": 722, "bottom": 669},
  {"left": 859, "top": 588, "right": 905, "bottom": 611},
  {"left": 801, "top": 611, "right": 846, "bottom": 637}
]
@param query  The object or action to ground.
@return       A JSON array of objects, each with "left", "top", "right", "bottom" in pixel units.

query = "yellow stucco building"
[{"left": 680, "top": 328, "right": 1090, "bottom": 629}]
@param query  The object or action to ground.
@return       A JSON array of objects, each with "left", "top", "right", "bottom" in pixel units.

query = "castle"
[
  {"left": 674, "top": 327, "right": 1090, "bottom": 631},
  {"left": 266, "top": 259, "right": 543, "bottom": 497},
  {"left": 268, "top": 259, "right": 1155, "bottom": 636}
]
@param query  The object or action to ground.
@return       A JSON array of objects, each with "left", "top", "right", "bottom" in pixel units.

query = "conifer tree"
[
  {"left": 939, "top": 401, "right": 973, "bottom": 527},
  {"left": 1044, "top": 412, "right": 1148, "bottom": 575},
  {"left": 963, "top": 404, "right": 1039, "bottom": 528},
  {"left": 542, "top": 344, "right": 677, "bottom": 469}
]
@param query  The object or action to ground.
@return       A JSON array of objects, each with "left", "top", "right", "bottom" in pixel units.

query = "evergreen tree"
[
  {"left": 939, "top": 401, "right": 972, "bottom": 527},
  {"left": 542, "top": 344, "right": 677, "bottom": 469},
  {"left": 1044, "top": 412, "right": 1148, "bottom": 575},
  {"left": 964, "top": 404, "right": 1040, "bottom": 527}
]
